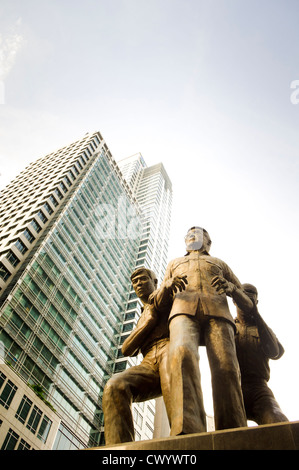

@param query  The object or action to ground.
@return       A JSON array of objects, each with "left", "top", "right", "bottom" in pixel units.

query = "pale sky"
[{"left": 0, "top": 0, "right": 299, "bottom": 422}]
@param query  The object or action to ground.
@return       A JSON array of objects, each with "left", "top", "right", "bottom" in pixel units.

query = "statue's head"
[
  {"left": 185, "top": 226, "right": 212, "bottom": 253},
  {"left": 130, "top": 268, "right": 158, "bottom": 300},
  {"left": 242, "top": 283, "right": 258, "bottom": 305}
]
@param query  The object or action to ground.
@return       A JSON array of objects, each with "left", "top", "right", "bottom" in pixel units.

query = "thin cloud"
[{"left": 0, "top": 18, "right": 25, "bottom": 80}]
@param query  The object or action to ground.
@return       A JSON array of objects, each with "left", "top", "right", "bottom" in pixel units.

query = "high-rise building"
[
  {"left": 0, "top": 132, "right": 144, "bottom": 449},
  {"left": 118, "top": 153, "right": 172, "bottom": 285},
  {"left": 116, "top": 153, "right": 173, "bottom": 441}
]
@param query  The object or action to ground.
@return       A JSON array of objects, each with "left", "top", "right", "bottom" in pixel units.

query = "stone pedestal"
[{"left": 89, "top": 421, "right": 299, "bottom": 450}]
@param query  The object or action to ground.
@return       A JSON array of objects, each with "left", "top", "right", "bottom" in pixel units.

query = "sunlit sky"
[{"left": 0, "top": 0, "right": 299, "bottom": 422}]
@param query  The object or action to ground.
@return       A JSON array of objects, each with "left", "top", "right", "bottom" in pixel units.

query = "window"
[
  {"left": 0, "top": 373, "right": 6, "bottom": 391},
  {"left": 59, "top": 182, "right": 68, "bottom": 193},
  {"left": 119, "top": 334, "right": 130, "bottom": 345},
  {"left": 64, "top": 175, "right": 72, "bottom": 187},
  {"left": 30, "top": 219, "right": 42, "bottom": 233},
  {"left": 33, "top": 336, "right": 60, "bottom": 368},
  {"left": 23, "top": 228, "right": 35, "bottom": 243},
  {"left": 67, "top": 170, "right": 75, "bottom": 181},
  {"left": 49, "top": 195, "right": 59, "bottom": 207},
  {"left": 71, "top": 164, "right": 79, "bottom": 176},
  {"left": 129, "top": 292, "right": 137, "bottom": 301},
  {"left": 125, "top": 311, "right": 136, "bottom": 321},
  {"left": 133, "top": 409, "right": 143, "bottom": 428},
  {"left": 15, "top": 239, "right": 28, "bottom": 254},
  {"left": 54, "top": 188, "right": 63, "bottom": 200},
  {"left": 37, "top": 210, "right": 48, "bottom": 224},
  {"left": 0, "top": 262, "right": 11, "bottom": 281},
  {"left": 114, "top": 361, "right": 127, "bottom": 372},
  {"left": 17, "top": 439, "right": 31, "bottom": 450},
  {"left": 44, "top": 202, "right": 53, "bottom": 215},
  {"left": 145, "top": 422, "right": 154, "bottom": 438},
  {"left": 15, "top": 395, "right": 52, "bottom": 444},
  {"left": 15, "top": 395, "right": 33, "bottom": 424},
  {"left": 2, "top": 309, "right": 31, "bottom": 340},
  {"left": 0, "top": 380, "right": 17, "bottom": 409},
  {"left": 37, "top": 415, "right": 52, "bottom": 443},
  {"left": 1, "top": 428, "right": 19, "bottom": 450},
  {"left": 6, "top": 250, "right": 20, "bottom": 267},
  {"left": 26, "top": 405, "right": 42, "bottom": 434},
  {"left": 122, "top": 322, "right": 133, "bottom": 333}
]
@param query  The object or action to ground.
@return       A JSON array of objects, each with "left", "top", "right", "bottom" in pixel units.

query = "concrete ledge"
[{"left": 89, "top": 421, "right": 299, "bottom": 450}]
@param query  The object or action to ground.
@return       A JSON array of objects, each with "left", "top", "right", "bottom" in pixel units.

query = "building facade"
[
  {"left": 0, "top": 132, "right": 143, "bottom": 449},
  {"left": 118, "top": 153, "right": 172, "bottom": 285},
  {"left": 0, "top": 361, "right": 61, "bottom": 450}
]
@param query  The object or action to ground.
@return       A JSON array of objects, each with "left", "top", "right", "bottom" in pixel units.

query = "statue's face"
[
  {"left": 185, "top": 227, "right": 209, "bottom": 252},
  {"left": 132, "top": 272, "right": 155, "bottom": 299}
]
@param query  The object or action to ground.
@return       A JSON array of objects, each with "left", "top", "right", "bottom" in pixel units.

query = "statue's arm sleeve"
[
  {"left": 122, "top": 308, "right": 157, "bottom": 357},
  {"left": 149, "top": 262, "right": 174, "bottom": 311},
  {"left": 254, "top": 313, "right": 284, "bottom": 359},
  {"left": 222, "top": 262, "right": 254, "bottom": 312}
]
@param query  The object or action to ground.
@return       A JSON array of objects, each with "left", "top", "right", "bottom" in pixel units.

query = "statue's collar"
[{"left": 185, "top": 250, "right": 210, "bottom": 257}]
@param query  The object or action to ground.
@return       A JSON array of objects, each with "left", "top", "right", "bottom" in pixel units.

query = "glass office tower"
[
  {"left": 0, "top": 132, "right": 142, "bottom": 448},
  {"left": 117, "top": 153, "right": 173, "bottom": 441}
]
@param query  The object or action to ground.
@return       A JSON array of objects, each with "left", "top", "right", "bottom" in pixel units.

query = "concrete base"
[{"left": 90, "top": 421, "right": 299, "bottom": 450}]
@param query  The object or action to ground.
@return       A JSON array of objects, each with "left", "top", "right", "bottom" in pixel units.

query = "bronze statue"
[
  {"left": 213, "top": 278, "right": 288, "bottom": 425},
  {"left": 156, "top": 226, "right": 248, "bottom": 434},
  {"left": 102, "top": 267, "right": 184, "bottom": 445}
]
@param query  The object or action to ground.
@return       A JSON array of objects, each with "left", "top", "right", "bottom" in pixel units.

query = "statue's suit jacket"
[{"left": 161, "top": 251, "right": 242, "bottom": 327}]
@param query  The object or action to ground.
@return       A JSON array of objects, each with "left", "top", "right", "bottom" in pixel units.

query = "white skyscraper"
[
  {"left": 116, "top": 153, "right": 173, "bottom": 441},
  {"left": 118, "top": 153, "right": 172, "bottom": 283}
]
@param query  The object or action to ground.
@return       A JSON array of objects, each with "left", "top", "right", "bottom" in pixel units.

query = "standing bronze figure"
[
  {"left": 102, "top": 267, "right": 183, "bottom": 444},
  {"left": 156, "top": 227, "right": 247, "bottom": 435},
  {"left": 235, "top": 284, "right": 288, "bottom": 424},
  {"left": 219, "top": 280, "right": 288, "bottom": 425},
  {"left": 212, "top": 277, "right": 288, "bottom": 424}
]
